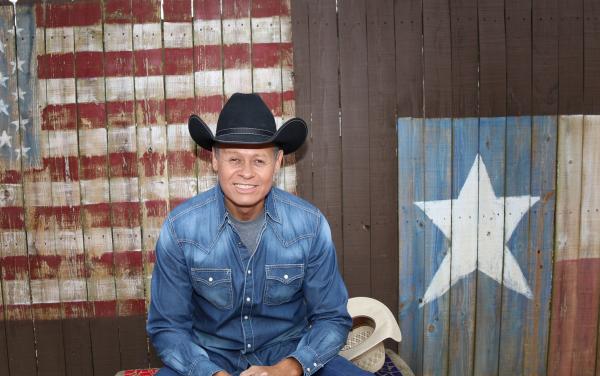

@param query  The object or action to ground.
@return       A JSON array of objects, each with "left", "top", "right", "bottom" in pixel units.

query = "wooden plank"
[
  {"left": 0, "top": 4, "right": 37, "bottom": 376},
  {"left": 191, "top": 0, "right": 221, "bottom": 193},
  {"left": 420, "top": 119, "right": 451, "bottom": 376},
  {"left": 366, "top": 0, "right": 398, "bottom": 342},
  {"left": 103, "top": 0, "right": 148, "bottom": 369},
  {"left": 505, "top": 0, "right": 532, "bottom": 117},
  {"left": 397, "top": 117, "right": 425, "bottom": 375},
  {"left": 395, "top": 0, "right": 423, "bottom": 118},
  {"left": 447, "top": 0, "right": 478, "bottom": 373},
  {"left": 42, "top": 2, "right": 95, "bottom": 374},
  {"left": 338, "top": 0, "right": 370, "bottom": 298},
  {"left": 584, "top": 0, "right": 600, "bottom": 115},
  {"left": 558, "top": 0, "right": 584, "bottom": 115},
  {"left": 222, "top": 0, "right": 252, "bottom": 97},
  {"left": 290, "top": 0, "right": 312, "bottom": 201},
  {"left": 548, "top": 115, "right": 587, "bottom": 375},
  {"left": 307, "top": 0, "right": 343, "bottom": 268}
]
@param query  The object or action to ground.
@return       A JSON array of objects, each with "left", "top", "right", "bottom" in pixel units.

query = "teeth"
[{"left": 235, "top": 184, "right": 255, "bottom": 189}]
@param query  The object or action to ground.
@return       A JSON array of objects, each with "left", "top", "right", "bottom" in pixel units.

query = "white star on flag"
[
  {"left": 0, "top": 71, "right": 8, "bottom": 87},
  {"left": 0, "top": 99, "right": 8, "bottom": 116},
  {"left": 15, "top": 146, "right": 30, "bottom": 160},
  {"left": 0, "top": 130, "right": 12, "bottom": 148},
  {"left": 10, "top": 117, "right": 29, "bottom": 131},
  {"left": 12, "top": 88, "right": 26, "bottom": 101},
  {"left": 10, "top": 58, "right": 24, "bottom": 74},
  {"left": 415, "top": 154, "right": 539, "bottom": 306}
]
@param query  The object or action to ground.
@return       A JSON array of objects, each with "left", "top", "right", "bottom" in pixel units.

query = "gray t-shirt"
[{"left": 228, "top": 211, "right": 265, "bottom": 254}]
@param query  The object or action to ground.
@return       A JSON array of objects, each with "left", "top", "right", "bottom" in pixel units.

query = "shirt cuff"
[
  {"left": 289, "top": 346, "right": 324, "bottom": 376},
  {"left": 189, "top": 357, "right": 224, "bottom": 376}
]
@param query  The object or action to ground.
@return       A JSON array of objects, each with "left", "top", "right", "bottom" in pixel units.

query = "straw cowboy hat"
[
  {"left": 188, "top": 93, "right": 308, "bottom": 154},
  {"left": 340, "top": 297, "right": 403, "bottom": 373}
]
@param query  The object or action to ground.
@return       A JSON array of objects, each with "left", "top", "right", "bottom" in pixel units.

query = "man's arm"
[
  {"left": 286, "top": 214, "right": 353, "bottom": 376},
  {"left": 147, "top": 220, "right": 225, "bottom": 376}
]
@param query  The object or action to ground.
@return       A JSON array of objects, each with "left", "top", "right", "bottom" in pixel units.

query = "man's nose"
[{"left": 239, "top": 160, "right": 254, "bottom": 177}]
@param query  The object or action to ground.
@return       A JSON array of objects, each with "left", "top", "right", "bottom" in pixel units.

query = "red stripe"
[
  {"left": 0, "top": 207, "right": 25, "bottom": 230},
  {"left": 31, "top": 303, "right": 62, "bottom": 320},
  {"left": 109, "top": 152, "right": 138, "bottom": 178},
  {"left": 104, "top": 0, "right": 132, "bottom": 24},
  {"left": 132, "top": 0, "right": 160, "bottom": 23},
  {"left": 252, "top": 43, "right": 291, "bottom": 68},
  {"left": 223, "top": 44, "right": 251, "bottom": 69},
  {"left": 163, "top": 0, "right": 192, "bottom": 21},
  {"left": 194, "top": 45, "right": 222, "bottom": 71},
  {"left": 5, "top": 305, "right": 33, "bottom": 320},
  {"left": 1, "top": 170, "right": 21, "bottom": 184},
  {"left": 1, "top": 255, "right": 30, "bottom": 280},
  {"left": 27, "top": 206, "right": 81, "bottom": 230},
  {"left": 82, "top": 203, "right": 111, "bottom": 227},
  {"left": 252, "top": 0, "right": 287, "bottom": 18},
  {"left": 93, "top": 300, "right": 117, "bottom": 317},
  {"left": 222, "top": 0, "right": 251, "bottom": 19},
  {"left": 134, "top": 49, "right": 164, "bottom": 76},
  {"left": 104, "top": 51, "right": 134, "bottom": 77},
  {"left": 166, "top": 98, "right": 196, "bottom": 123},
  {"left": 168, "top": 150, "right": 197, "bottom": 175},
  {"left": 75, "top": 52, "right": 105, "bottom": 78},
  {"left": 106, "top": 101, "right": 136, "bottom": 127},
  {"left": 195, "top": 94, "right": 225, "bottom": 115},
  {"left": 42, "top": 104, "right": 77, "bottom": 131},
  {"left": 283, "top": 89, "right": 295, "bottom": 101},
  {"left": 63, "top": 301, "right": 92, "bottom": 319},
  {"left": 36, "top": 2, "right": 102, "bottom": 28},
  {"left": 118, "top": 299, "right": 146, "bottom": 316},
  {"left": 140, "top": 151, "right": 167, "bottom": 177},
  {"left": 78, "top": 103, "right": 107, "bottom": 129},
  {"left": 257, "top": 92, "right": 283, "bottom": 116},
  {"left": 135, "top": 100, "right": 166, "bottom": 125},
  {"left": 170, "top": 198, "right": 188, "bottom": 209},
  {"left": 164, "top": 48, "right": 194, "bottom": 75},
  {"left": 29, "top": 255, "right": 64, "bottom": 279},
  {"left": 193, "top": 0, "right": 222, "bottom": 19},
  {"left": 112, "top": 202, "right": 141, "bottom": 228},
  {"left": 80, "top": 155, "right": 108, "bottom": 180},
  {"left": 38, "top": 54, "right": 74, "bottom": 79},
  {"left": 46, "top": 156, "right": 80, "bottom": 182},
  {"left": 144, "top": 200, "right": 168, "bottom": 218}
]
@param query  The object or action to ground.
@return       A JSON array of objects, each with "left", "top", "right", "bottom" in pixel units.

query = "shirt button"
[
  {"left": 247, "top": 344, "right": 251, "bottom": 348},
  {"left": 307, "top": 368, "right": 311, "bottom": 372},
  {"left": 246, "top": 297, "right": 251, "bottom": 302},
  {"left": 284, "top": 274, "right": 289, "bottom": 279},
  {"left": 313, "top": 363, "right": 317, "bottom": 367},
  {"left": 247, "top": 270, "right": 251, "bottom": 274},
  {"left": 244, "top": 315, "right": 249, "bottom": 320},
  {"left": 208, "top": 277, "right": 213, "bottom": 282}
]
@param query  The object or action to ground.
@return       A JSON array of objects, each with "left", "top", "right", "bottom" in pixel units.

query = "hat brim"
[{"left": 189, "top": 115, "right": 308, "bottom": 155}]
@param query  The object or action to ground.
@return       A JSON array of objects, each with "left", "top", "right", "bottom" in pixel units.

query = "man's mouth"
[{"left": 234, "top": 183, "right": 257, "bottom": 190}]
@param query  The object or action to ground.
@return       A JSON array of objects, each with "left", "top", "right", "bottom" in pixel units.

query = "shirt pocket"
[
  {"left": 190, "top": 268, "right": 233, "bottom": 310},
  {"left": 263, "top": 264, "right": 304, "bottom": 305}
]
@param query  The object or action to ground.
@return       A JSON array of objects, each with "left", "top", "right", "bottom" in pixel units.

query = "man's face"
[{"left": 212, "top": 145, "right": 283, "bottom": 221}]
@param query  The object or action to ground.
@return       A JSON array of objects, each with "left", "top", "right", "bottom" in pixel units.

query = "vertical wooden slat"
[
  {"left": 498, "top": 0, "right": 533, "bottom": 373},
  {"left": 0, "top": 4, "right": 37, "bottom": 375},
  {"left": 395, "top": 0, "right": 424, "bottom": 371},
  {"left": 290, "top": 0, "right": 311, "bottom": 201},
  {"left": 222, "top": 0, "right": 252, "bottom": 97},
  {"left": 103, "top": 0, "right": 147, "bottom": 369},
  {"left": 422, "top": 0, "right": 452, "bottom": 373},
  {"left": 279, "top": 0, "right": 296, "bottom": 194},
  {"left": 366, "top": 0, "right": 398, "bottom": 342},
  {"left": 583, "top": 0, "right": 600, "bottom": 116},
  {"left": 307, "top": 0, "right": 342, "bottom": 268},
  {"left": 447, "top": 0, "right": 478, "bottom": 373},
  {"left": 339, "top": 0, "right": 370, "bottom": 298}
]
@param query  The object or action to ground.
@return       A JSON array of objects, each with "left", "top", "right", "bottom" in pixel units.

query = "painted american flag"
[{"left": 0, "top": 0, "right": 296, "bottom": 327}]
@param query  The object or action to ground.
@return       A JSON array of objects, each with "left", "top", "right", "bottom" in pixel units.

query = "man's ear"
[
  {"left": 211, "top": 148, "right": 219, "bottom": 172},
  {"left": 274, "top": 149, "right": 284, "bottom": 172}
]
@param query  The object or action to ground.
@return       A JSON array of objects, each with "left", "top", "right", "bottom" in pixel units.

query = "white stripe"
[
  {"left": 4, "top": 280, "right": 32, "bottom": 305},
  {"left": 194, "top": 70, "right": 223, "bottom": 96},
  {"left": 50, "top": 180, "right": 81, "bottom": 206},
  {"left": 30, "top": 279, "right": 61, "bottom": 304},
  {"left": 79, "top": 127, "right": 107, "bottom": 156},
  {"left": 23, "top": 184, "right": 52, "bottom": 207},
  {"left": 253, "top": 67, "right": 282, "bottom": 93},
  {"left": 48, "top": 130, "right": 78, "bottom": 157},
  {"left": 224, "top": 69, "right": 252, "bottom": 95},
  {"left": 27, "top": 229, "right": 56, "bottom": 255},
  {"left": 112, "top": 227, "right": 142, "bottom": 252},
  {"left": 0, "top": 231, "right": 27, "bottom": 257},
  {"left": 104, "top": 23, "right": 133, "bottom": 51},
  {"left": 0, "top": 183, "right": 23, "bottom": 207},
  {"left": 141, "top": 226, "right": 161, "bottom": 249},
  {"left": 133, "top": 23, "right": 163, "bottom": 50},
  {"left": 198, "top": 174, "right": 217, "bottom": 193},
  {"left": 193, "top": 19, "right": 222, "bottom": 45},
  {"left": 167, "top": 122, "right": 195, "bottom": 150},
  {"left": 45, "top": 78, "right": 76, "bottom": 105},
  {"left": 116, "top": 276, "right": 145, "bottom": 300},
  {"left": 251, "top": 16, "right": 281, "bottom": 44},
  {"left": 82, "top": 228, "right": 113, "bottom": 258},
  {"left": 222, "top": 17, "right": 251, "bottom": 44},
  {"left": 140, "top": 176, "right": 169, "bottom": 201},
  {"left": 108, "top": 126, "right": 137, "bottom": 153},
  {"left": 106, "top": 76, "right": 135, "bottom": 101},
  {"left": 169, "top": 177, "right": 198, "bottom": 199},
  {"left": 165, "top": 74, "right": 194, "bottom": 99},
  {"left": 45, "top": 27, "right": 74, "bottom": 54},
  {"left": 59, "top": 278, "right": 88, "bottom": 302},
  {"left": 137, "top": 125, "right": 167, "bottom": 151},
  {"left": 77, "top": 77, "right": 105, "bottom": 103},
  {"left": 74, "top": 25, "right": 103, "bottom": 52},
  {"left": 134, "top": 75, "right": 165, "bottom": 100},
  {"left": 109, "top": 177, "right": 140, "bottom": 203},
  {"left": 53, "top": 230, "right": 84, "bottom": 256},
  {"left": 80, "top": 179, "right": 110, "bottom": 204},
  {"left": 163, "top": 22, "right": 193, "bottom": 48},
  {"left": 87, "top": 275, "right": 117, "bottom": 302},
  {"left": 281, "top": 16, "right": 292, "bottom": 43}
]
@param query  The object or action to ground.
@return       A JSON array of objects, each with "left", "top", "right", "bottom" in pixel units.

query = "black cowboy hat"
[{"left": 188, "top": 93, "right": 308, "bottom": 154}]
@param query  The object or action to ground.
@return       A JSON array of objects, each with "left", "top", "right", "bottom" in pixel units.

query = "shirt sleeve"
[
  {"left": 288, "top": 214, "right": 353, "bottom": 376},
  {"left": 147, "top": 219, "right": 225, "bottom": 376}
]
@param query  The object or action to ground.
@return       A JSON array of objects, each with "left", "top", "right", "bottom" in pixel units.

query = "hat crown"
[{"left": 216, "top": 93, "right": 276, "bottom": 136}]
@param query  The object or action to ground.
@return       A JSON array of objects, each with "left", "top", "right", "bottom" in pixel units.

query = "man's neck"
[{"left": 225, "top": 200, "right": 265, "bottom": 221}]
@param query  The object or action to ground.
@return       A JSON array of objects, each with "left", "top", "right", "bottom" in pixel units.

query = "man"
[{"left": 147, "top": 93, "right": 371, "bottom": 376}]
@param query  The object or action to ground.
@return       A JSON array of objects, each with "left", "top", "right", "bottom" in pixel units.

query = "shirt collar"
[{"left": 215, "top": 184, "right": 281, "bottom": 229}]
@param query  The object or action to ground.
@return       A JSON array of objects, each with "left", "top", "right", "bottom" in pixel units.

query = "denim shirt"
[{"left": 147, "top": 186, "right": 352, "bottom": 376}]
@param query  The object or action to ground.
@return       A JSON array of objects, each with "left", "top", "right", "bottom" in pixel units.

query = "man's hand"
[
  {"left": 239, "top": 357, "right": 303, "bottom": 376},
  {"left": 214, "top": 371, "right": 231, "bottom": 376}
]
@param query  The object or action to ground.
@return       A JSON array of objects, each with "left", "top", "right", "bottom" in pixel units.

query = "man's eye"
[
  {"left": 255, "top": 159, "right": 265, "bottom": 165},
  {"left": 229, "top": 158, "right": 240, "bottom": 163}
]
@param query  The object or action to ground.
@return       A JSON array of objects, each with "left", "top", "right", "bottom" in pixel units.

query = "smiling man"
[{"left": 147, "top": 93, "right": 372, "bottom": 376}]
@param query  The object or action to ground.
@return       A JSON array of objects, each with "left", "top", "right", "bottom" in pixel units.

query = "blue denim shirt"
[{"left": 147, "top": 186, "right": 352, "bottom": 376}]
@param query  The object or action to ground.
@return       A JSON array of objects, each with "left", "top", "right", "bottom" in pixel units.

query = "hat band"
[{"left": 216, "top": 127, "right": 274, "bottom": 137}]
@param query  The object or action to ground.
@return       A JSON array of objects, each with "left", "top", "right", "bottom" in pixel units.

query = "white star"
[
  {"left": 10, "top": 58, "right": 24, "bottom": 73},
  {"left": 10, "top": 117, "right": 29, "bottom": 131},
  {"left": 0, "top": 130, "right": 12, "bottom": 148},
  {"left": 415, "top": 154, "right": 539, "bottom": 306},
  {"left": 0, "top": 72, "right": 7, "bottom": 88},
  {"left": 15, "top": 146, "right": 30, "bottom": 160},
  {"left": 12, "top": 88, "right": 26, "bottom": 101},
  {"left": 0, "top": 99, "right": 8, "bottom": 116}
]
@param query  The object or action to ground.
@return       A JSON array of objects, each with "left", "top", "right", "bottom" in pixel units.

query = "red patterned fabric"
[{"left": 123, "top": 369, "right": 159, "bottom": 376}]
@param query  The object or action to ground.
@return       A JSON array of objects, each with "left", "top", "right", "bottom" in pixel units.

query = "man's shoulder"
[
  {"left": 271, "top": 188, "right": 321, "bottom": 219},
  {"left": 167, "top": 186, "right": 218, "bottom": 223}
]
